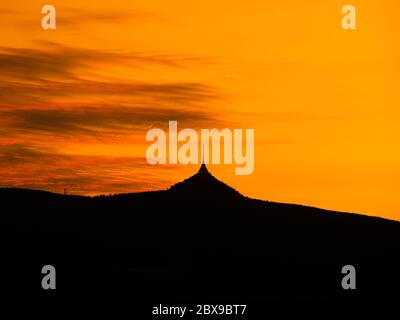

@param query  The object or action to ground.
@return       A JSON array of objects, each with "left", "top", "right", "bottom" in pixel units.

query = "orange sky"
[{"left": 0, "top": 0, "right": 399, "bottom": 220}]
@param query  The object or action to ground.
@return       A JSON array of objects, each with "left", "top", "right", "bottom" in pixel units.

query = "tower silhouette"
[{"left": 199, "top": 143, "right": 210, "bottom": 175}]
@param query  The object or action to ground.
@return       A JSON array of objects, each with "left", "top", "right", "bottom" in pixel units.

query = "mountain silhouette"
[
  {"left": 1, "top": 164, "right": 400, "bottom": 302},
  {"left": 168, "top": 163, "right": 241, "bottom": 199}
]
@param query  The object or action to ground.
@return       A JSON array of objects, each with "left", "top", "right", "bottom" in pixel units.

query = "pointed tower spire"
[{"left": 199, "top": 142, "right": 210, "bottom": 174}]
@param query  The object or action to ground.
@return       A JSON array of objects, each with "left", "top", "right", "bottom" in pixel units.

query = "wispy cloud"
[
  {"left": 0, "top": 104, "right": 219, "bottom": 139},
  {"left": 0, "top": 42, "right": 227, "bottom": 194},
  {"left": 0, "top": 144, "right": 176, "bottom": 194},
  {"left": 0, "top": 79, "right": 220, "bottom": 106},
  {"left": 58, "top": 8, "right": 168, "bottom": 26},
  {"left": 0, "top": 42, "right": 215, "bottom": 82}
]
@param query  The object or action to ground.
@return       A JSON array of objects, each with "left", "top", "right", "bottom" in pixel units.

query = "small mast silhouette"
[{"left": 199, "top": 143, "right": 210, "bottom": 175}]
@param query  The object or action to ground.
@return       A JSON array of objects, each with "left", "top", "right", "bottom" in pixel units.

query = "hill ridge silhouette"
[
  {"left": 1, "top": 165, "right": 398, "bottom": 223},
  {"left": 1, "top": 164, "right": 400, "bottom": 300}
]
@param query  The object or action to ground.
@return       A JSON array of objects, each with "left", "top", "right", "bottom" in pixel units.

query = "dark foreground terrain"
[{"left": 1, "top": 165, "right": 400, "bottom": 303}]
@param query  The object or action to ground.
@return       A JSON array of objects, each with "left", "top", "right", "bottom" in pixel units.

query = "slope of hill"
[{"left": 1, "top": 165, "right": 399, "bottom": 301}]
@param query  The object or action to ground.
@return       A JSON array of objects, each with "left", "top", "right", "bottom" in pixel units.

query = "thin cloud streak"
[
  {"left": 0, "top": 79, "right": 220, "bottom": 106},
  {"left": 0, "top": 104, "right": 220, "bottom": 138},
  {"left": 0, "top": 145, "right": 175, "bottom": 195},
  {"left": 0, "top": 43, "right": 216, "bottom": 82}
]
